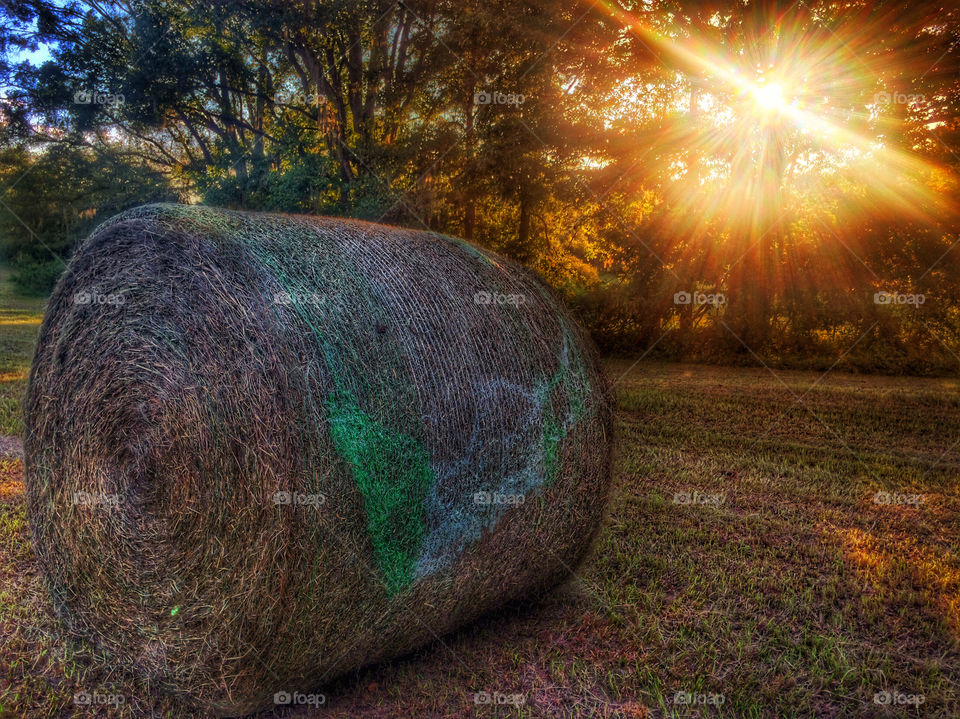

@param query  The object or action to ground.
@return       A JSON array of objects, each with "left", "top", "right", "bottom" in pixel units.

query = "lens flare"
[
  {"left": 591, "top": 0, "right": 954, "bottom": 235},
  {"left": 751, "top": 82, "right": 785, "bottom": 112}
]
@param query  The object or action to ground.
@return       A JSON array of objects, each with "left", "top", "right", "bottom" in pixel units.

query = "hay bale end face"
[{"left": 24, "top": 204, "right": 612, "bottom": 715}]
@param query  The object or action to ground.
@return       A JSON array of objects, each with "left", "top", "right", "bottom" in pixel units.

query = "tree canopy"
[{"left": 1, "top": 0, "right": 958, "bottom": 372}]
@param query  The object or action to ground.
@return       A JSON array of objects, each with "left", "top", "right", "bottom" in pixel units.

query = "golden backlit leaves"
[{"left": 593, "top": 1, "right": 958, "bottom": 242}]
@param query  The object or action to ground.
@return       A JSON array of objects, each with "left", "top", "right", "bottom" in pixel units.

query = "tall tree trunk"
[
  {"left": 517, "top": 183, "right": 531, "bottom": 262},
  {"left": 464, "top": 202, "right": 476, "bottom": 241},
  {"left": 463, "top": 87, "right": 476, "bottom": 241}
]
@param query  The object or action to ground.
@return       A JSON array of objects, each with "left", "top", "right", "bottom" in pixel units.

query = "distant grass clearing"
[{"left": 0, "top": 265, "right": 45, "bottom": 436}]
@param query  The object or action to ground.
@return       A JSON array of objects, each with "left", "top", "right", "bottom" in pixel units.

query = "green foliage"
[
  {"left": 0, "top": 0, "right": 958, "bottom": 371},
  {"left": 0, "top": 144, "right": 178, "bottom": 293},
  {"left": 9, "top": 257, "right": 61, "bottom": 296}
]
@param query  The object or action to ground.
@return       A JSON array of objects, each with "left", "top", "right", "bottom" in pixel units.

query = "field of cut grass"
[
  {"left": 0, "top": 266, "right": 45, "bottom": 436},
  {"left": 0, "top": 268, "right": 958, "bottom": 717}
]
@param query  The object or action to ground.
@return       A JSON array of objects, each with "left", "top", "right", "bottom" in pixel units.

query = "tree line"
[{"left": 1, "top": 0, "right": 959, "bottom": 373}]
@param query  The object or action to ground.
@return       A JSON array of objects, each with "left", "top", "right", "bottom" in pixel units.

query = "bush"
[{"left": 11, "top": 256, "right": 63, "bottom": 296}]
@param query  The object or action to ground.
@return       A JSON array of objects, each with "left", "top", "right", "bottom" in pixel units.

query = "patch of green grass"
[
  {"left": 0, "top": 264, "right": 46, "bottom": 436},
  {"left": 1, "top": 352, "right": 959, "bottom": 716}
]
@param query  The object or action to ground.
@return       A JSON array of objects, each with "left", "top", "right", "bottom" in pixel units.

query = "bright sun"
[{"left": 751, "top": 82, "right": 786, "bottom": 112}]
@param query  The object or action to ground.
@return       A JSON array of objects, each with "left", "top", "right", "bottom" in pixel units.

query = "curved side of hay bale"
[{"left": 24, "top": 204, "right": 612, "bottom": 715}]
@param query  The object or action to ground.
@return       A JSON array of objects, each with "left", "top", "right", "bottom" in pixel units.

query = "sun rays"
[{"left": 593, "top": 1, "right": 957, "bottom": 244}]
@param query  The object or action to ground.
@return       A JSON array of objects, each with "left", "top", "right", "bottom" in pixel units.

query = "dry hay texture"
[{"left": 24, "top": 204, "right": 612, "bottom": 716}]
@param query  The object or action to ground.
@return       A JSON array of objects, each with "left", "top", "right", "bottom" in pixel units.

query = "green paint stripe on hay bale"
[
  {"left": 326, "top": 389, "right": 433, "bottom": 595},
  {"left": 155, "top": 207, "right": 437, "bottom": 594}
]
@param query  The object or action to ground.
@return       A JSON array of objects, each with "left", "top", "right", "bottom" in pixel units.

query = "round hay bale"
[{"left": 24, "top": 204, "right": 612, "bottom": 715}]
